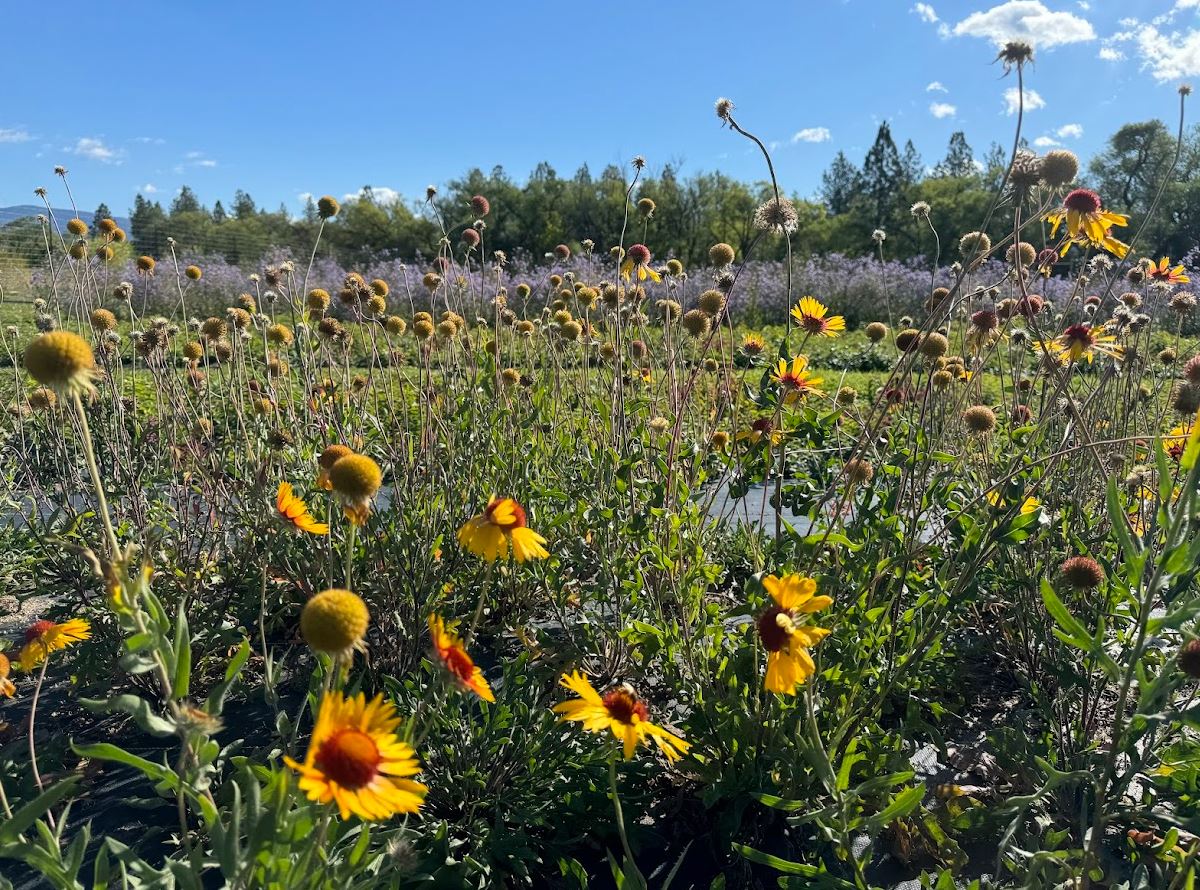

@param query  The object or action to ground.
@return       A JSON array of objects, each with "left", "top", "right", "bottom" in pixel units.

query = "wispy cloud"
[
  {"left": 141, "top": 183, "right": 157, "bottom": 194},
  {"left": 71, "top": 137, "right": 123, "bottom": 164},
  {"left": 1033, "top": 135, "right": 1060, "bottom": 147},
  {"left": 792, "top": 126, "right": 831, "bottom": 143},
  {"left": 929, "top": 102, "right": 957, "bottom": 118},
  {"left": 1098, "top": 46, "right": 1125, "bottom": 61},
  {"left": 134, "top": 136, "right": 165, "bottom": 145},
  {"left": 953, "top": 1, "right": 1095, "bottom": 49},
  {"left": 0, "top": 128, "right": 31, "bottom": 144},
  {"left": 1004, "top": 86, "right": 1046, "bottom": 114},
  {"left": 912, "top": 2, "right": 938, "bottom": 23},
  {"left": 926, "top": 81, "right": 949, "bottom": 92},
  {"left": 343, "top": 186, "right": 402, "bottom": 205},
  {"left": 1056, "top": 122, "right": 1083, "bottom": 138}
]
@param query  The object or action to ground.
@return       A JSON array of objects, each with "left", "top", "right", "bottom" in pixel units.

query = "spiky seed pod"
[
  {"left": 698, "top": 289, "right": 726, "bottom": 315},
  {"left": 682, "top": 309, "right": 712, "bottom": 339},
  {"left": 895, "top": 328, "right": 920, "bottom": 353},
  {"left": 1007, "top": 242, "right": 1038, "bottom": 266},
  {"left": 962, "top": 405, "right": 996, "bottom": 434},
  {"left": 836, "top": 386, "right": 857, "bottom": 406},
  {"left": 136, "top": 255, "right": 156, "bottom": 273},
  {"left": 317, "top": 196, "right": 340, "bottom": 219},
  {"left": 845, "top": 458, "right": 874, "bottom": 484},
  {"left": 470, "top": 195, "right": 490, "bottom": 216},
  {"left": 637, "top": 197, "right": 656, "bottom": 218},
  {"left": 1061, "top": 556, "right": 1104, "bottom": 590},
  {"left": 920, "top": 332, "right": 949, "bottom": 360},
  {"left": 1041, "top": 150, "right": 1079, "bottom": 187},
  {"left": 90, "top": 308, "right": 118, "bottom": 332},
  {"left": 182, "top": 341, "right": 204, "bottom": 361},
  {"left": 422, "top": 272, "right": 442, "bottom": 292},
  {"left": 1174, "top": 383, "right": 1200, "bottom": 414},
  {"left": 865, "top": 322, "right": 888, "bottom": 343},
  {"left": 708, "top": 243, "right": 735, "bottom": 266},
  {"left": 66, "top": 218, "right": 88, "bottom": 236}
]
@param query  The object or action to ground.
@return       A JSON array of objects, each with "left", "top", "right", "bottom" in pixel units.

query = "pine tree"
[
  {"left": 820, "top": 151, "right": 862, "bottom": 215},
  {"left": 860, "top": 122, "right": 905, "bottom": 224},
  {"left": 212, "top": 200, "right": 227, "bottom": 223},
  {"left": 900, "top": 141, "right": 924, "bottom": 185},
  {"left": 233, "top": 190, "right": 256, "bottom": 219},
  {"left": 170, "top": 186, "right": 201, "bottom": 215},
  {"left": 92, "top": 202, "right": 111, "bottom": 227},
  {"left": 932, "top": 132, "right": 977, "bottom": 179}
]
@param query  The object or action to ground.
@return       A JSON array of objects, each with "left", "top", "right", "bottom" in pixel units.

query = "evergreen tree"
[
  {"left": 129, "top": 194, "right": 169, "bottom": 253},
  {"left": 212, "top": 200, "right": 227, "bottom": 223},
  {"left": 170, "top": 186, "right": 201, "bottom": 215},
  {"left": 303, "top": 196, "right": 318, "bottom": 223},
  {"left": 860, "top": 122, "right": 905, "bottom": 224},
  {"left": 932, "top": 132, "right": 976, "bottom": 179},
  {"left": 900, "top": 140, "right": 924, "bottom": 185},
  {"left": 92, "top": 202, "right": 112, "bottom": 226},
  {"left": 820, "top": 151, "right": 861, "bottom": 215},
  {"left": 233, "top": 190, "right": 257, "bottom": 219}
]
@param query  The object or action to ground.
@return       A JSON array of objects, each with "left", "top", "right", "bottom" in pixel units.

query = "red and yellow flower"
[
  {"left": 772, "top": 355, "right": 824, "bottom": 403},
  {"left": 553, "top": 671, "right": 690, "bottom": 762},
  {"left": 458, "top": 496, "right": 549, "bottom": 562},
  {"left": 1040, "top": 323, "right": 1123, "bottom": 364},
  {"left": 1148, "top": 257, "right": 1189, "bottom": 285},
  {"left": 428, "top": 614, "right": 494, "bottom": 702},
  {"left": 620, "top": 244, "right": 662, "bottom": 283},
  {"left": 276, "top": 482, "right": 330, "bottom": 535},
  {"left": 284, "top": 691, "right": 426, "bottom": 821},
  {"left": 18, "top": 618, "right": 90, "bottom": 671},
  {"left": 1047, "top": 189, "right": 1129, "bottom": 258},
  {"left": 756, "top": 574, "right": 832, "bottom": 695},
  {"left": 790, "top": 297, "right": 845, "bottom": 338}
]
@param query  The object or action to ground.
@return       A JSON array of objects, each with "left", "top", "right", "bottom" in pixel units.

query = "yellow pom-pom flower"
[
  {"left": 300, "top": 588, "right": 369, "bottom": 659},
  {"left": 24, "top": 331, "right": 96, "bottom": 396},
  {"left": 328, "top": 454, "right": 382, "bottom": 525}
]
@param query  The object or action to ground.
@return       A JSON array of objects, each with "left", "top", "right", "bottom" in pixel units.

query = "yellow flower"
[
  {"left": 18, "top": 618, "right": 90, "bottom": 671},
  {"left": 0, "top": 653, "right": 14, "bottom": 698},
  {"left": 24, "top": 331, "right": 97, "bottom": 396},
  {"left": 552, "top": 671, "right": 690, "bottom": 762},
  {"left": 428, "top": 615, "right": 494, "bottom": 702},
  {"left": 737, "top": 417, "right": 783, "bottom": 447},
  {"left": 276, "top": 483, "right": 330, "bottom": 535},
  {"left": 328, "top": 454, "right": 382, "bottom": 526},
  {"left": 619, "top": 244, "right": 662, "bottom": 283},
  {"left": 1046, "top": 189, "right": 1129, "bottom": 258},
  {"left": 771, "top": 355, "right": 824, "bottom": 403},
  {"left": 284, "top": 691, "right": 426, "bottom": 821},
  {"left": 1040, "top": 323, "right": 1123, "bottom": 365},
  {"left": 756, "top": 575, "right": 831, "bottom": 695},
  {"left": 301, "top": 589, "right": 369, "bottom": 660},
  {"left": 1148, "top": 256, "right": 1189, "bottom": 285},
  {"left": 790, "top": 296, "right": 845, "bottom": 338},
  {"left": 458, "top": 496, "right": 549, "bottom": 562},
  {"left": 317, "top": 444, "right": 355, "bottom": 490},
  {"left": 984, "top": 492, "right": 1040, "bottom": 514}
]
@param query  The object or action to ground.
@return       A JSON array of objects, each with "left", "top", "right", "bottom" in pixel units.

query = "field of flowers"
[{"left": 5, "top": 45, "right": 1200, "bottom": 889}]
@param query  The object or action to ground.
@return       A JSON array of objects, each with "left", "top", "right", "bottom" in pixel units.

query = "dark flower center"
[
  {"left": 602, "top": 687, "right": 649, "bottom": 725},
  {"left": 1063, "top": 188, "right": 1102, "bottom": 214},
  {"left": 315, "top": 728, "right": 381, "bottom": 790}
]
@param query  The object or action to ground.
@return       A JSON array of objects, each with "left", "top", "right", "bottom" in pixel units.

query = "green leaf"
[
  {"left": 0, "top": 777, "right": 80, "bottom": 845},
  {"left": 173, "top": 601, "right": 192, "bottom": 698},
  {"left": 867, "top": 784, "right": 925, "bottom": 829},
  {"left": 72, "top": 742, "right": 177, "bottom": 790},
  {"left": 79, "top": 694, "right": 176, "bottom": 738}
]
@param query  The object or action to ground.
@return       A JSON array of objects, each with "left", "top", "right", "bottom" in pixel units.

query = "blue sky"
[{"left": 2, "top": 0, "right": 1198, "bottom": 217}]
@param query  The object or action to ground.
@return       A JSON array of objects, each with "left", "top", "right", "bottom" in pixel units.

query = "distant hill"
[{"left": 0, "top": 205, "right": 131, "bottom": 232}]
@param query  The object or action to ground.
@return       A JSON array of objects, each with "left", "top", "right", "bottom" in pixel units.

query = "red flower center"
[
  {"left": 970, "top": 310, "right": 998, "bottom": 331},
  {"left": 751, "top": 418, "right": 773, "bottom": 434},
  {"left": 440, "top": 644, "right": 476, "bottom": 685},
  {"left": 315, "top": 728, "right": 381, "bottom": 790},
  {"left": 484, "top": 498, "right": 527, "bottom": 530},
  {"left": 627, "top": 244, "right": 651, "bottom": 266},
  {"left": 1062, "top": 323, "right": 1095, "bottom": 347},
  {"left": 602, "top": 687, "right": 649, "bottom": 725},
  {"left": 24, "top": 620, "right": 54, "bottom": 644},
  {"left": 1063, "top": 188, "right": 1102, "bottom": 214},
  {"left": 757, "top": 605, "right": 792, "bottom": 652}
]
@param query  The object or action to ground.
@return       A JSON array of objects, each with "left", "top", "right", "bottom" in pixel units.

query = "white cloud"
[
  {"left": 929, "top": 102, "right": 957, "bottom": 118},
  {"left": 298, "top": 192, "right": 313, "bottom": 204},
  {"left": 141, "top": 183, "right": 157, "bottom": 194},
  {"left": 1004, "top": 86, "right": 1046, "bottom": 114},
  {"left": 1056, "top": 122, "right": 1083, "bottom": 138},
  {"left": 1136, "top": 25, "right": 1200, "bottom": 81},
  {"left": 133, "top": 136, "right": 165, "bottom": 145},
  {"left": 1077, "top": 0, "right": 1089, "bottom": 8},
  {"left": 1033, "top": 135, "right": 1061, "bottom": 147},
  {"left": 0, "top": 128, "right": 30, "bottom": 143},
  {"left": 953, "top": 1, "right": 1095, "bottom": 48},
  {"left": 184, "top": 150, "right": 204, "bottom": 159},
  {"left": 72, "top": 137, "right": 122, "bottom": 163},
  {"left": 343, "top": 186, "right": 402, "bottom": 205},
  {"left": 913, "top": 2, "right": 938, "bottom": 23},
  {"left": 197, "top": 159, "right": 217, "bottom": 168},
  {"left": 927, "top": 80, "right": 948, "bottom": 92},
  {"left": 792, "top": 127, "right": 831, "bottom": 143},
  {"left": 1099, "top": 46, "right": 1125, "bottom": 60}
]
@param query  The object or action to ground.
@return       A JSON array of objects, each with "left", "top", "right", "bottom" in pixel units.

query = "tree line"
[{"left": 4, "top": 119, "right": 1198, "bottom": 270}]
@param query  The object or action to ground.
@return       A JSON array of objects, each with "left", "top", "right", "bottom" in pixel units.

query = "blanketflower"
[
  {"left": 1148, "top": 257, "right": 1189, "bottom": 285},
  {"left": 620, "top": 244, "right": 662, "bottom": 283},
  {"left": 284, "top": 691, "right": 426, "bottom": 821},
  {"left": 790, "top": 296, "right": 845, "bottom": 338},
  {"left": 756, "top": 574, "right": 832, "bottom": 695},
  {"left": 428, "top": 614, "right": 494, "bottom": 702},
  {"left": 772, "top": 355, "right": 824, "bottom": 403},
  {"left": 0, "top": 653, "right": 14, "bottom": 697},
  {"left": 276, "top": 482, "right": 330, "bottom": 535},
  {"left": 1040, "top": 323, "right": 1123, "bottom": 364},
  {"left": 457, "top": 496, "right": 549, "bottom": 562},
  {"left": 1046, "top": 189, "right": 1129, "bottom": 258},
  {"left": 553, "top": 671, "right": 690, "bottom": 762},
  {"left": 18, "top": 618, "right": 90, "bottom": 671}
]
